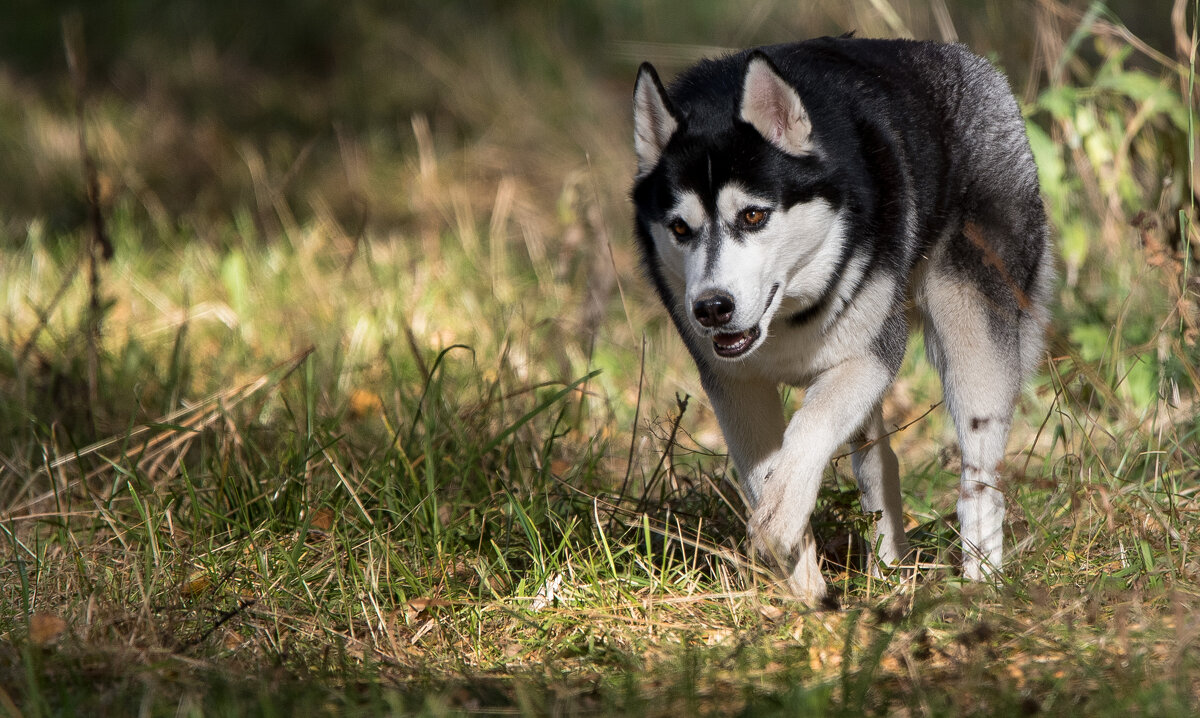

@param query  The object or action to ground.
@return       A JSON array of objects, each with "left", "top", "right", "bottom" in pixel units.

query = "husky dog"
[{"left": 630, "top": 37, "right": 1052, "bottom": 602}]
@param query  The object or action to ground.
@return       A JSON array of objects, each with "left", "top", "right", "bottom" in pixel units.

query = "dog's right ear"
[{"left": 633, "top": 63, "right": 679, "bottom": 177}]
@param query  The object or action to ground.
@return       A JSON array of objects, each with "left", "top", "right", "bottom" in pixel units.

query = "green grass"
[{"left": 2, "top": 0, "right": 1200, "bottom": 715}]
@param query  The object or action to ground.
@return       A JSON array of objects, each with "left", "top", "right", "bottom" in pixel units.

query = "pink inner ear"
[
  {"left": 769, "top": 96, "right": 789, "bottom": 141},
  {"left": 634, "top": 69, "right": 678, "bottom": 170},
  {"left": 651, "top": 103, "right": 672, "bottom": 145},
  {"left": 742, "top": 59, "right": 813, "bottom": 156},
  {"left": 745, "top": 62, "right": 789, "bottom": 135}
]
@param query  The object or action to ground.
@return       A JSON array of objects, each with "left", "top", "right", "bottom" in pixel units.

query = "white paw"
[
  {"left": 785, "top": 537, "right": 827, "bottom": 604},
  {"left": 958, "top": 480, "right": 1004, "bottom": 581},
  {"left": 748, "top": 488, "right": 827, "bottom": 604},
  {"left": 747, "top": 483, "right": 803, "bottom": 565},
  {"left": 961, "top": 554, "right": 1000, "bottom": 582},
  {"left": 867, "top": 523, "right": 912, "bottom": 578}
]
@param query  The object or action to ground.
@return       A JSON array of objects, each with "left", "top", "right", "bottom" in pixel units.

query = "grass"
[{"left": 2, "top": 0, "right": 1200, "bottom": 715}]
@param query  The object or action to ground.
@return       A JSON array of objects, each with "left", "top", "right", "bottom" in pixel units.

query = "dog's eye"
[
  {"left": 669, "top": 219, "right": 692, "bottom": 238},
  {"left": 741, "top": 208, "right": 770, "bottom": 227}
]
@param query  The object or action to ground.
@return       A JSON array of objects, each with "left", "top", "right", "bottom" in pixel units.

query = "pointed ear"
[
  {"left": 739, "top": 53, "right": 815, "bottom": 156},
  {"left": 633, "top": 62, "right": 679, "bottom": 176}
]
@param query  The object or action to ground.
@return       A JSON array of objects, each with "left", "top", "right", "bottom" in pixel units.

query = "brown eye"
[
  {"left": 742, "top": 208, "right": 769, "bottom": 226},
  {"left": 669, "top": 219, "right": 691, "bottom": 238}
]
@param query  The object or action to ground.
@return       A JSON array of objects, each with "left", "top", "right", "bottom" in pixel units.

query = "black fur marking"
[
  {"left": 763, "top": 283, "right": 780, "bottom": 314},
  {"left": 970, "top": 416, "right": 990, "bottom": 431},
  {"left": 703, "top": 225, "right": 722, "bottom": 278},
  {"left": 786, "top": 237, "right": 856, "bottom": 327},
  {"left": 787, "top": 291, "right": 833, "bottom": 326},
  {"left": 959, "top": 476, "right": 998, "bottom": 497},
  {"left": 871, "top": 310, "right": 909, "bottom": 375}
]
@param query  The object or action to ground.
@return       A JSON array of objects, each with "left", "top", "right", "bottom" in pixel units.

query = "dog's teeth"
[
  {"left": 712, "top": 327, "right": 761, "bottom": 357},
  {"left": 714, "top": 331, "right": 747, "bottom": 347}
]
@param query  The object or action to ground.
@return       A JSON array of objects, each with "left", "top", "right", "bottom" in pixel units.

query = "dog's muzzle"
[{"left": 694, "top": 284, "right": 778, "bottom": 359}]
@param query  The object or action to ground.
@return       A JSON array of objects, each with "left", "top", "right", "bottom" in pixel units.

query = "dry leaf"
[
  {"left": 29, "top": 612, "right": 67, "bottom": 645},
  {"left": 758, "top": 604, "right": 785, "bottom": 621},
  {"left": 405, "top": 597, "right": 450, "bottom": 622},
  {"left": 809, "top": 644, "right": 843, "bottom": 672},
  {"left": 1007, "top": 662, "right": 1027, "bottom": 688},
  {"left": 348, "top": 389, "right": 383, "bottom": 419},
  {"left": 411, "top": 618, "right": 436, "bottom": 644},
  {"left": 181, "top": 573, "right": 212, "bottom": 597},
  {"left": 224, "top": 631, "right": 248, "bottom": 651},
  {"left": 310, "top": 507, "right": 334, "bottom": 531}
]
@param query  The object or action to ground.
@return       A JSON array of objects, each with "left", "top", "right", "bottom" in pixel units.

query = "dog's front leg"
[
  {"left": 746, "top": 356, "right": 896, "bottom": 602},
  {"left": 700, "top": 373, "right": 787, "bottom": 508}
]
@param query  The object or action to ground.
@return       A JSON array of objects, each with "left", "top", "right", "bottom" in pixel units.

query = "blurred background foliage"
[
  {"left": 0, "top": 0, "right": 1195, "bottom": 457},
  {"left": 0, "top": 0, "right": 1190, "bottom": 232}
]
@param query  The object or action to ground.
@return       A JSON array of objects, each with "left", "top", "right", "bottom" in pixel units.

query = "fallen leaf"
[
  {"left": 809, "top": 645, "right": 842, "bottom": 672},
  {"left": 224, "top": 631, "right": 247, "bottom": 651},
  {"left": 405, "top": 597, "right": 450, "bottom": 622},
  {"left": 29, "top": 613, "right": 66, "bottom": 645},
  {"left": 1007, "top": 662, "right": 1026, "bottom": 688},
  {"left": 348, "top": 389, "right": 383, "bottom": 419},
  {"left": 310, "top": 507, "right": 334, "bottom": 531},
  {"left": 181, "top": 573, "right": 212, "bottom": 597}
]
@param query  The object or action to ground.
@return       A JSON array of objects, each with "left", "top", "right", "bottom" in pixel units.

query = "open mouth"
[
  {"left": 710, "top": 283, "right": 779, "bottom": 359},
  {"left": 712, "top": 326, "right": 762, "bottom": 358}
]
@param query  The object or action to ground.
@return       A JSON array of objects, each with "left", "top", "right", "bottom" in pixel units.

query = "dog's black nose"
[{"left": 693, "top": 293, "right": 735, "bottom": 328}]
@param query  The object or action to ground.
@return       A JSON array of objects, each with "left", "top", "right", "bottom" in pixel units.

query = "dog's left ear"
[
  {"left": 739, "top": 52, "right": 815, "bottom": 157},
  {"left": 633, "top": 62, "right": 679, "bottom": 177}
]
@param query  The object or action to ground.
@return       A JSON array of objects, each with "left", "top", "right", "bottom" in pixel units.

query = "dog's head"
[{"left": 632, "top": 52, "right": 847, "bottom": 361}]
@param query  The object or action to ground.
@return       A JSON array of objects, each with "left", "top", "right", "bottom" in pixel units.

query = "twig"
[
  {"left": 832, "top": 401, "right": 944, "bottom": 462},
  {"left": 637, "top": 392, "right": 690, "bottom": 514},
  {"left": 615, "top": 333, "right": 647, "bottom": 508},
  {"left": 185, "top": 599, "right": 256, "bottom": 649}
]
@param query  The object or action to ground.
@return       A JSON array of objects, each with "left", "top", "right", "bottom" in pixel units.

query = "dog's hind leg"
[
  {"left": 851, "top": 403, "right": 910, "bottom": 570},
  {"left": 920, "top": 269, "right": 1022, "bottom": 581}
]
